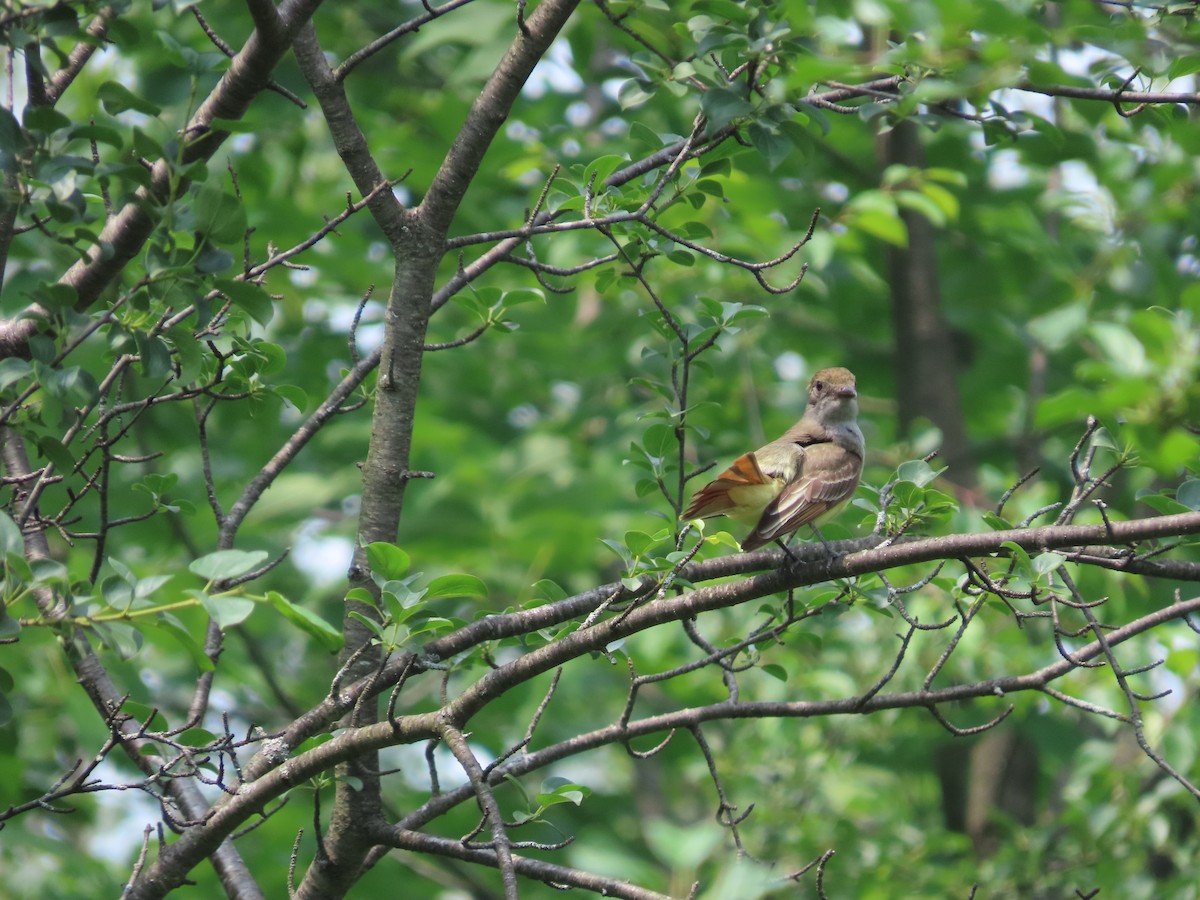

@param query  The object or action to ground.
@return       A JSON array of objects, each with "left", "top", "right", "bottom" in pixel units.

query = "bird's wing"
[
  {"left": 740, "top": 442, "right": 862, "bottom": 550},
  {"left": 683, "top": 450, "right": 773, "bottom": 520},
  {"left": 778, "top": 428, "right": 825, "bottom": 448}
]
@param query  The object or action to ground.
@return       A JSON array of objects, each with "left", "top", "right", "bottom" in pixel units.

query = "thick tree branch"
[
  {"left": 367, "top": 826, "right": 674, "bottom": 900},
  {"left": 46, "top": 6, "right": 117, "bottom": 104},
  {"left": 399, "top": 590, "right": 1200, "bottom": 833},
  {"left": 441, "top": 723, "right": 519, "bottom": 898},
  {"left": 1018, "top": 80, "right": 1200, "bottom": 106},
  {"left": 334, "top": 0, "right": 478, "bottom": 80},
  {"left": 442, "top": 511, "right": 1200, "bottom": 725},
  {"left": 228, "top": 509, "right": 1200, "bottom": 788},
  {"left": 291, "top": 23, "right": 406, "bottom": 242},
  {"left": 421, "top": 0, "right": 582, "bottom": 235}
]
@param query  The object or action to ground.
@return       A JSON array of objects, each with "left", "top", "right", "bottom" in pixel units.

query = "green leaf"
[
  {"left": 0, "top": 106, "right": 32, "bottom": 164},
  {"left": 68, "top": 124, "right": 124, "bottom": 148},
  {"left": 131, "top": 126, "right": 163, "bottom": 160},
  {"left": 101, "top": 573, "right": 132, "bottom": 609},
  {"left": 896, "top": 459, "right": 945, "bottom": 488},
  {"left": 30, "top": 558, "right": 66, "bottom": 587},
  {"left": 120, "top": 700, "right": 167, "bottom": 731},
  {"left": 407, "top": 616, "right": 458, "bottom": 640},
  {"left": 1035, "top": 387, "right": 1096, "bottom": 429},
  {"left": 197, "top": 590, "right": 256, "bottom": 628},
  {"left": 195, "top": 242, "right": 233, "bottom": 275},
  {"left": 1167, "top": 52, "right": 1200, "bottom": 79},
  {"left": 37, "top": 436, "right": 75, "bottom": 473},
  {"left": 367, "top": 542, "right": 410, "bottom": 581},
  {"left": 424, "top": 574, "right": 488, "bottom": 601},
  {"left": 640, "top": 422, "right": 675, "bottom": 458},
  {"left": 1031, "top": 552, "right": 1065, "bottom": 576},
  {"left": 345, "top": 587, "right": 377, "bottom": 606},
  {"left": 583, "top": 155, "right": 626, "bottom": 191},
  {"left": 269, "top": 591, "right": 343, "bottom": 652},
  {"left": 23, "top": 106, "right": 71, "bottom": 135},
  {"left": 189, "top": 549, "right": 269, "bottom": 582},
  {"left": 0, "top": 512, "right": 23, "bottom": 557},
  {"left": 381, "top": 590, "right": 429, "bottom": 628},
  {"left": 850, "top": 208, "right": 907, "bottom": 246},
  {"left": 97, "top": 81, "right": 162, "bottom": 117},
  {"left": 136, "top": 333, "right": 173, "bottom": 378},
  {"left": 193, "top": 183, "right": 247, "bottom": 244},
  {"left": 536, "top": 785, "right": 590, "bottom": 807},
  {"left": 600, "top": 538, "right": 633, "bottom": 569},
  {"left": 980, "top": 511, "right": 1012, "bottom": 531},
  {"left": 918, "top": 182, "right": 959, "bottom": 221},
  {"left": 0, "top": 610, "right": 20, "bottom": 641},
  {"left": 895, "top": 189, "right": 947, "bottom": 227},
  {"left": 700, "top": 88, "right": 754, "bottom": 130},
  {"left": 761, "top": 663, "right": 789, "bottom": 682},
  {"left": 1139, "top": 493, "right": 1188, "bottom": 515},
  {"left": 708, "top": 530, "right": 742, "bottom": 550},
  {"left": 1176, "top": 479, "right": 1200, "bottom": 511},
  {"left": 539, "top": 776, "right": 591, "bottom": 807},
  {"left": 1089, "top": 322, "right": 1145, "bottom": 375},
  {"left": 177, "top": 728, "right": 219, "bottom": 747},
  {"left": 155, "top": 616, "right": 216, "bottom": 672},
  {"left": 623, "top": 530, "right": 658, "bottom": 558},
  {"left": 747, "top": 123, "right": 791, "bottom": 171},
  {"left": 617, "top": 79, "right": 655, "bottom": 109},
  {"left": 348, "top": 610, "right": 385, "bottom": 639},
  {"left": 93, "top": 621, "right": 144, "bottom": 659},
  {"left": 635, "top": 478, "right": 659, "bottom": 498},
  {"left": 499, "top": 288, "right": 545, "bottom": 309},
  {"left": 1028, "top": 302, "right": 1088, "bottom": 351},
  {"left": 274, "top": 384, "right": 309, "bottom": 412},
  {"left": 1000, "top": 541, "right": 1032, "bottom": 569},
  {"left": 0, "top": 357, "right": 31, "bottom": 391},
  {"left": 216, "top": 279, "right": 274, "bottom": 326},
  {"left": 166, "top": 326, "right": 204, "bottom": 384},
  {"left": 532, "top": 579, "right": 567, "bottom": 602}
]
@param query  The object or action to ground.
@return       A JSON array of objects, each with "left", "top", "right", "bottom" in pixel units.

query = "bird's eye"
[{"left": 813, "top": 380, "right": 825, "bottom": 391}]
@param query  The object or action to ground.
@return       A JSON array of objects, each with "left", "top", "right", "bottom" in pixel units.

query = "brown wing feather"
[
  {"left": 740, "top": 445, "right": 862, "bottom": 550},
  {"left": 683, "top": 451, "right": 770, "bottom": 519}
]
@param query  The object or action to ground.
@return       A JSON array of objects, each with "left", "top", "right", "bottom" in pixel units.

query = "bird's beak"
[{"left": 838, "top": 387, "right": 857, "bottom": 399}]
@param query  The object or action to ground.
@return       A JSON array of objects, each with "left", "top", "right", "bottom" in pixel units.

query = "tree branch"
[
  {"left": 420, "top": 0, "right": 582, "bottom": 235},
  {"left": 367, "top": 825, "right": 674, "bottom": 900},
  {"left": 1018, "top": 80, "right": 1200, "bottom": 106}
]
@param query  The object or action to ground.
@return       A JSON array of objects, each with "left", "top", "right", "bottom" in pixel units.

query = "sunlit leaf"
[{"left": 190, "top": 550, "right": 269, "bottom": 582}]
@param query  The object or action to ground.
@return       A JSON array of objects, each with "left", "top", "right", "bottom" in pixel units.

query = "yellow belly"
[{"left": 724, "top": 480, "right": 784, "bottom": 525}]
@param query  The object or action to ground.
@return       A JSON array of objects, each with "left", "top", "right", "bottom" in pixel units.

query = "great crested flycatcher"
[{"left": 683, "top": 367, "right": 865, "bottom": 552}]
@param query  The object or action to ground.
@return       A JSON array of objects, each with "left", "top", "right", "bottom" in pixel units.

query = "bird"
[{"left": 682, "top": 367, "right": 865, "bottom": 552}]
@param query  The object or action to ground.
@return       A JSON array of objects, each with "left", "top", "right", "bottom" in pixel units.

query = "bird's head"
[{"left": 807, "top": 367, "right": 858, "bottom": 422}]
